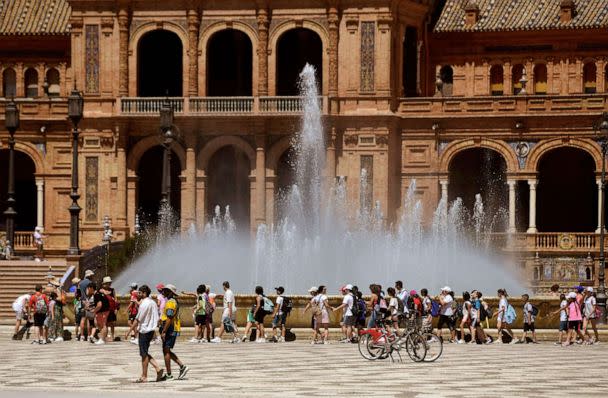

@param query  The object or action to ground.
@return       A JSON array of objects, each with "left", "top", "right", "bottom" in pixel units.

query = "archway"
[
  {"left": 439, "top": 65, "right": 453, "bottom": 96},
  {"left": 537, "top": 147, "right": 596, "bottom": 232},
  {"left": 0, "top": 150, "right": 36, "bottom": 231},
  {"left": 276, "top": 28, "right": 322, "bottom": 95},
  {"left": 490, "top": 65, "right": 503, "bottom": 95},
  {"left": 2, "top": 68, "right": 16, "bottom": 97},
  {"left": 512, "top": 64, "right": 524, "bottom": 94},
  {"left": 533, "top": 64, "right": 547, "bottom": 95},
  {"left": 46, "top": 68, "right": 61, "bottom": 97},
  {"left": 207, "top": 29, "right": 252, "bottom": 96},
  {"left": 275, "top": 146, "right": 297, "bottom": 221},
  {"left": 583, "top": 62, "right": 597, "bottom": 94},
  {"left": 206, "top": 146, "right": 251, "bottom": 230},
  {"left": 137, "top": 30, "right": 183, "bottom": 96},
  {"left": 136, "top": 146, "right": 182, "bottom": 224},
  {"left": 24, "top": 68, "right": 38, "bottom": 98},
  {"left": 402, "top": 26, "right": 418, "bottom": 97},
  {"left": 448, "top": 148, "right": 508, "bottom": 231}
]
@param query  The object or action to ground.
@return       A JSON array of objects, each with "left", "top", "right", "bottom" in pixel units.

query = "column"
[
  {"left": 116, "top": 136, "right": 127, "bottom": 226},
  {"left": 327, "top": 3, "right": 339, "bottom": 98},
  {"left": 182, "top": 146, "right": 197, "bottom": 231},
  {"left": 439, "top": 180, "right": 449, "bottom": 217},
  {"left": 255, "top": 136, "right": 266, "bottom": 225},
  {"left": 597, "top": 179, "right": 603, "bottom": 233},
  {"left": 118, "top": 8, "right": 130, "bottom": 96},
  {"left": 35, "top": 178, "right": 44, "bottom": 229},
  {"left": 507, "top": 180, "right": 516, "bottom": 233},
  {"left": 325, "top": 127, "right": 337, "bottom": 187},
  {"left": 187, "top": 9, "right": 200, "bottom": 96},
  {"left": 195, "top": 171, "right": 207, "bottom": 229},
  {"left": 527, "top": 179, "right": 538, "bottom": 233},
  {"left": 256, "top": 8, "right": 269, "bottom": 96}
]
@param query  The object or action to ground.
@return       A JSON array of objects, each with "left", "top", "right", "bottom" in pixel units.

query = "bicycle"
[
  {"left": 400, "top": 314, "right": 443, "bottom": 362},
  {"left": 358, "top": 318, "right": 427, "bottom": 363}
]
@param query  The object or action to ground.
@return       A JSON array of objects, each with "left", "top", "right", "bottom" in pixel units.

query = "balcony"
[
  {"left": 0, "top": 231, "right": 35, "bottom": 253},
  {"left": 0, "top": 97, "right": 68, "bottom": 119},
  {"left": 398, "top": 93, "right": 608, "bottom": 117},
  {"left": 491, "top": 232, "right": 605, "bottom": 253}
]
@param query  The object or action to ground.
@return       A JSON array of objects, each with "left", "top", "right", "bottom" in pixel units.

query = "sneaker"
[
  {"left": 130, "top": 338, "right": 139, "bottom": 345},
  {"left": 485, "top": 338, "right": 493, "bottom": 344},
  {"left": 278, "top": 337, "right": 285, "bottom": 343},
  {"left": 338, "top": 338, "right": 350, "bottom": 344},
  {"left": 210, "top": 337, "right": 222, "bottom": 343},
  {"left": 256, "top": 338, "right": 266, "bottom": 343},
  {"left": 55, "top": 337, "right": 64, "bottom": 342},
  {"left": 89, "top": 336, "right": 96, "bottom": 344},
  {"left": 177, "top": 365, "right": 189, "bottom": 380},
  {"left": 41, "top": 340, "right": 47, "bottom": 345},
  {"left": 31, "top": 340, "right": 39, "bottom": 344},
  {"left": 456, "top": 339, "right": 464, "bottom": 344},
  {"left": 241, "top": 335, "right": 248, "bottom": 343},
  {"left": 310, "top": 340, "right": 317, "bottom": 345},
  {"left": 165, "top": 374, "right": 174, "bottom": 381},
  {"left": 95, "top": 339, "right": 105, "bottom": 345},
  {"left": 554, "top": 342, "right": 561, "bottom": 345},
  {"left": 188, "top": 337, "right": 199, "bottom": 343},
  {"left": 514, "top": 339, "right": 523, "bottom": 344},
  {"left": 323, "top": 340, "right": 330, "bottom": 345},
  {"left": 231, "top": 338, "right": 241, "bottom": 344}
]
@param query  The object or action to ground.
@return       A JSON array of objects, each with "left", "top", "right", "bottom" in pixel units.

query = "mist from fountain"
[{"left": 114, "top": 64, "right": 523, "bottom": 295}]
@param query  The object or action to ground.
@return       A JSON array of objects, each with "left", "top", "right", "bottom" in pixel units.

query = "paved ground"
[{"left": 0, "top": 332, "right": 606, "bottom": 398}]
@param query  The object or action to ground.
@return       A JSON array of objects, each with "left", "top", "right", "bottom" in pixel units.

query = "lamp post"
[
  {"left": 159, "top": 97, "right": 174, "bottom": 210},
  {"left": 4, "top": 99, "right": 19, "bottom": 255},
  {"left": 596, "top": 112, "right": 608, "bottom": 323},
  {"left": 102, "top": 215, "right": 112, "bottom": 276},
  {"left": 67, "top": 88, "right": 84, "bottom": 256}
]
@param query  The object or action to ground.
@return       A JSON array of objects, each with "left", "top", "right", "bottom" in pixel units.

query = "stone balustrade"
[
  {"left": 189, "top": 97, "right": 254, "bottom": 114},
  {"left": 0, "top": 231, "right": 34, "bottom": 250},
  {"left": 120, "top": 97, "right": 184, "bottom": 114}
]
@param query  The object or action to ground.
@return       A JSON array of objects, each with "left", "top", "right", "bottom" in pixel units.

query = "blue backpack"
[
  {"left": 505, "top": 304, "right": 517, "bottom": 324},
  {"left": 430, "top": 300, "right": 441, "bottom": 317}
]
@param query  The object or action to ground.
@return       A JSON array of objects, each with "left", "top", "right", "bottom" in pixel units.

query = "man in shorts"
[
  {"left": 131, "top": 285, "right": 165, "bottom": 383},
  {"left": 160, "top": 284, "right": 189, "bottom": 380},
  {"left": 334, "top": 284, "right": 355, "bottom": 343},
  {"left": 436, "top": 286, "right": 456, "bottom": 343},
  {"left": 272, "top": 286, "right": 287, "bottom": 343},
  {"left": 92, "top": 283, "right": 110, "bottom": 345},
  {"left": 29, "top": 285, "right": 49, "bottom": 344},
  {"left": 12, "top": 293, "right": 31, "bottom": 340},
  {"left": 211, "top": 281, "right": 239, "bottom": 343}
]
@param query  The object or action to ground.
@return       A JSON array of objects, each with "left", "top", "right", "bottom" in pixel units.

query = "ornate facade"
[{"left": 1, "top": 0, "right": 608, "bottom": 291}]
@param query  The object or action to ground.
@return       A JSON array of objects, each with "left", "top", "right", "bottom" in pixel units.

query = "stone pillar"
[
  {"left": 256, "top": 8, "right": 269, "bottom": 96},
  {"left": 255, "top": 136, "right": 266, "bottom": 226},
  {"left": 327, "top": 2, "right": 339, "bottom": 98},
  {"left": 598, "top": 57, "right": 606, "bottom": 94},
  {"left": 35, "top": 178, "right": 44, "bottom": 229},
  {"left": 183, "top": 146, "right": 197, "bottom": 230},
  {"left": 527, "top": 179, "right": 538, "bottom": 233},
  {"left": 118, "top": 7, "right": 130, "bottom": 97},
  {"left": 126, "top": 172, "right": 138, "bottom": 233},
  {"left": 16, "top": 63, "right": 24, "bottom": 97},
  {"left": 507, "top": 180, "right": 516, "bottom": 233},
  {"left": 325, "top": 127, "right": 337, "bottom": 186},
  {"left": 116, "top": 140, "right": 128, "bottom": 226},
  {"left": 195, "top": 171, "right": 207, "bottom": 229},
  {"left": 597, "top": 179, "right": 604, "bottom": 233},
  {"left": 503, "top": 59, "right": 512, "bottom": 95},
  {"left": 187, "top": 9, "right": 200, "bottom": 97},
  {"left": 439, "top": 179, "right": 449, "bottom": 217}
]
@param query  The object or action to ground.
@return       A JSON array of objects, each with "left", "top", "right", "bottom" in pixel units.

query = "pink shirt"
[
  {"left": 568, "top": 301, "right": 582, "bottom": 321},
  {"left": 157, "top": 293, "right": 167, "bottom": 316}
]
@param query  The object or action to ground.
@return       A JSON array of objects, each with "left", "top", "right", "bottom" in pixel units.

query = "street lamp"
[
  {"left": 4, "top": 98, "right": 19, "bottom": 255},
  {"left": 102, "top": 215, "right": 113, "bottom": 276},
  {"left": 596, "top": 111, "right": 608, "bottom": 323},
  {"left": 159, "top": 97, "right": 174, "bottom": 210},
  {"left": 67, "top": 88, "right": 84, "bottom": 256}
]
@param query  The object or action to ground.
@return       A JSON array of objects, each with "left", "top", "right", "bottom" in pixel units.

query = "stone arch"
[
  {"left": 128, "top": 22, "right": 189, "bottom": 96},
  {"left": 266, "top": 136, "right": 293, "bottom": 175},
  {"left": 268, "top": 20, "right": 329, "bottom": 96},
  {"left": 127, "top": 135, "right": 186, "bottom": 173},
  {"left": 198, "top": 22, "right": 259, "bottom": 96},
  {"left": 526, "top": 138, "right": 602, "bottom": 172},
  {"left": 439, "top": 139, "right": 518, "bottom": 174},
  {"left": 9, "top": 142, "right": 45, "bottom": 175},
  {"left": 197, "top": 136, "right": 256, "bottom": 171}
]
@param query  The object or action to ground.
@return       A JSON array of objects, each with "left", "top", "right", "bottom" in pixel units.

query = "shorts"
[
  {"left": 247, "top": 310, "right": 255, "bottom": 324},
  {"left": 128, "top": 314, "right": 137, "bottom": 322},
  {"left": 254, "top": 310, "right": 267, "bottom": 324},
  {"left": 310, "top": 316, "right": 316, "bottom": 330},
  {"left": 272, "top": 313, "right": 287, "bottom": 328},
  {"left": 568, "top": 320, "right": 581, "bottom": 331},
  {"left": 44, "top": 315, "right": 51, "bottom": 328},
  {"left": 356, "top": 317, "right": 366, "bottom": 328},
  {"left": 163, "top": 332, "right": 177, "bottom": 349},
  {"left": 33, "top": 313, "right": 46, "bottom": 327},
  {"left": 437, "top": 315, "right": 455, "bottom": 331},
  {"left": 14, "top": 309, "right": 27, "bottom": 321},
  {"left": 138, "top": 331, "right": 154, "bottom": 358},
  {"left": 343, "top": 315, "right": 356, "bottom": 327},
  {"left": 523, "top": 322, "right": 535, "bottom": 332},
  {"left": 95, "top": 311, "right": 109, "bottom": 329},
  {"left": 559, "top": 321, "right": 568, "bottom": 332},
  {"left": 470, "top": 318, "right": 479, "bottom": 328},
  {"left": 223, "top": 317, "right": 235, "bottom": 333},
  {"left": 75, "top": 311, "right": 82, "bottom": 325},
  {"left": 107, "top": 311, "right": 117, "bottom": 323},
  {"left": 195, "top": 314, "right": 207, "bottom": 326}
]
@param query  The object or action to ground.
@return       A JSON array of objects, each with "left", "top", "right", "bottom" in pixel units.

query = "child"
[
  {"left": 550, "top": 293, "right": 568, "bottom": 345},
  {"left": 516, "top": 294, "right": 538, "bottom": 344},
  {"left": 271, "top": 287, "right": 287, "bottom": 343},
  {"left": 563, "top": 292, "right": 586, "bottom": 346}
]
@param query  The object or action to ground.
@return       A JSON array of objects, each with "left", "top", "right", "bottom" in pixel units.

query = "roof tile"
[{"left": 0, "top": 0, "right": 70, "bottom": 35}]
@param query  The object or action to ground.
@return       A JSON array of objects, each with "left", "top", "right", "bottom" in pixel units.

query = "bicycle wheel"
[
  {"left": 422, "top": 333, "right": 443, "bottom": 362},
  {"left": 358, "top": 334, "right": 377, "bottom": 360},
  {"left": 366, "top": 335, "right": 388, "bottom": 360},
  {"left": 405, "top": 332, "right": 427, "bottom": 362}
]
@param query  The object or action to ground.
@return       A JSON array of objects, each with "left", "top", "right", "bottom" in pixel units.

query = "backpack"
[
  {"left": 406, "top": 296, "right": 416, "bottom": 312},
  {"left": 480, "top": 303, "right": 492, "bottom": 321},
  {"left": 350, "top": 294, "right": 361, "bottom": 319},
  {"left": 34, "top": 295, "right": 48, "bottom": 314},
  {"left": 505, "top": 304, "right": 517, "bottom": 324},
  {"left": 451, "top": 300, "right": 462, "bottom": 319},
  {"left": 430, "top": 300, "right": 441, "bottom": 317},
  {"left": 311, "top": 296, "right": 323, "bottom": 317},
  {"left": 280, "top": 296, "right": 293, "bottom": 314},
  {"left": 106, "top": 294, "right": 119, "bottom": 312},
  {"left": 378, "top": 297, "right": 389, "bottom": 314},
  {"left": 262, "top": 296, "right": 274, "bottom": 313},
  {"left": 396, "top": 297, "right": 405, "bottom": 315},
  {"left": 530, "top": 304, "right": 539, "bottom": 318},
  {"left": 357, "top": 299, "right": 367, "bottom": 321},
  {"left": 195, "top": 294, "right": 206, "bottom": 316}
]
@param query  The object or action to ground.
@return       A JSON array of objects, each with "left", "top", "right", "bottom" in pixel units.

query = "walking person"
[
  {"left": 549, "top": 293, "right": 568, "bottom": 345},
  {"left": 333, "top": 284, "right": 355, "bottom": 343},
  {"left": 12, "top": 293, "right": 31, "bottom": 340},
  {"left": 582, "top": 287, "right": 599, "bottom": 344},
  {"left": 457, "top": 291, "right": 472, "bottom": 344},
  {"left": 45, "top": 292, "right": 57, "bottom": 343},
  {"left": 420, "top": 288, "right": 433, "bottom": 333},
  {"left": 303, "top": 286, "right": 320, "bottom": 343},
  {"left": 315, "top": 285, "right": 331, "bottom": 344},
  {"left": 516, "top": 294, "right": 538, "bottom": 344},
  {"left": 190, "top": 284, "right": 208, "bottom": 343},
  {"left": 33, "top": 227, "right": 46, "bottom": 262},
  {"left": 494, "top": 288, "right": 514, "bottom": 343},
  {"left": 101, "top": 277, "right": 118, "bottom": 341},
  {"left": 159, "top": 284, "right": 189, "bottom": 380},
  {"left": 211, "top": 281, "right": 239, "bottom": 343},
  {"left": 253, "top": 286, "right": 273, "bottom": 343},
  {"left": 129, "top": 285, "right": 165, "bottom": 383},
  {"left": 563, "top": 291, "right": 586, "bottom": 346},
  {"left": 271, "top": 286, "right": 287, "bottom": 343},
  {"left": 48, "top": 278, "right": 65, "bottom": 342},
  {"left": 125, "top": 283, "right": 140, "bottom": 342},
  {"left": 29, "top": 284, "right": 49, "bottom": 344},
  {"left": 436, "top": 286, "right": 456, "bottom": 343},
  {"left": 367, "top": 284, "right": 381, "bottom": 328},
  {"left": 92, "top": 283, "right": 110, "bottom": 345}
]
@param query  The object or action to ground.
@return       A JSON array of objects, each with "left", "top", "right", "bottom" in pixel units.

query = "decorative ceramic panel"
[
  {"left": 85, "top": 157, "right": 98, "bottom": 221},
  {"left": 85, "top": 25, "right": 100, "bottom": 94},
  {"left": 360, "top": 22, "right": 375, "bottom": 92}
]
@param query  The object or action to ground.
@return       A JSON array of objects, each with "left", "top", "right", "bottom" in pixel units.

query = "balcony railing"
[
  {"left": 0, "top": 231, "right": 34, "bottom": 251},
  {"left": 491, "top": 232, "right": 604, "bottom": 252},
  {"left": 120, "top": 97, "right": 184, "bottom": 114},
  {"left": 398, "top": 93, "right": 608, "bottom": 116},
  {"left": 190, "top": 97, "right": 253, "bottom": 114}
]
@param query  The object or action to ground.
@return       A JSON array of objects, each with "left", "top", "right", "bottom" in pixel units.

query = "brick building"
[{"left": 0, "top": 0, "right": 607, "bottom": 291}]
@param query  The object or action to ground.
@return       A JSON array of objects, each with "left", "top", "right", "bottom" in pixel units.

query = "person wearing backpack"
[
  {"left": 101, "top": 277, "right": 118, "bottom": 341},
  {"left": 515, "top": 294, "right": 538, "bottom": 344},
  {"left": 271, "top": 286, "right": 288, "bottom": 343},
  {"left": 253, "top": 286, "right": 272, "bottom": 343},
  {"left": 470, "top": 290, "right": 490, "bottom": 344},
  {"left": 436, "top": 286, "right": 456, "bottom": 343},
  {"left": 29, "top": 284, "right": 49, "bottom": 344},
  {"left": 457, "top": 291, "right": 472, "bottom": 344},
  {"left": 303, "top": 286, "right": 320, "bottom": 344},
  {"left": 420, "top": 288, "right": 433, "bottom": 332},
  {"left": 582, "top": 287, "right": 599, "bottom": 344},
  {"left": 333, "top": 284, "right": 356, "bottom": 343},
  {"left": 564, "top": 291, "right": 587, "bottom": 346},
  {"left": 190, "top": 285, "right": 208, "bottom": 343},
  {"left": 494, "top": 288, "right": 514, "bottom": 344},
  {"left": 92, "top": 282, "right": 111, "bottom": 345}
]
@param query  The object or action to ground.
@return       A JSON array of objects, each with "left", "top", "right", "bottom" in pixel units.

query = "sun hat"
[
  {"left": 410, "top": 290, "right": 417, "bottom": 296},
  {"left": 587, "top": 287, "right": 594, "bottom": 293},
  {"left": 156, "top": 283, "right": 165, "bottom": 291},
  {"left": 84, "top": 270, "right": 94, "bottom": 277},
  {"left": 71, "top": 277, "right": 81, "bottom": 284},
  {"left": 441, "top": 286, "right": 451, "bottom": 292},
  {"left": 49, "top": 279, "right": 61, "bottom": 287},
  {"left": 567, "top": 292, "right": 577, "bottom": 299},
  {"left": 102, "top": 276, "right": 112, "bottom": 284},
  {"left": 308, "top": 286, "right": 318, "bottom": 293},
  {"left": 163, "top": 284, "right": 178, "bottom": 295}
]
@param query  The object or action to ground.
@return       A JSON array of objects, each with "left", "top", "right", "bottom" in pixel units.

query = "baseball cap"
[
  {"left": 587, "top": 287, "right": 594, "bottom": 293},
  {"left": 344, "top": 284, "right": 353, "bottom": 291},
  {"left": 441, "top": 286, "right": 451, "bottom": 292},
  {"left": 156, "top": 283, "right": 165, "bottom": 291},
  {"left": 275, "top": 286, "right": 285, "bottom": 294},
  {"left": 308, "top": 286, "right": 318, "bottom": 293},
  {"left": 410, "top": 290, "right": 417, "bottom": 296},
  {"left": 567, "top": 292, "right": 577, "bottom": 299}
]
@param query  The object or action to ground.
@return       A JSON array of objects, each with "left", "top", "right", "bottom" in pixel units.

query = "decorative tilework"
[
  {"left": 360, "top": 22, "right": 375, "bottom": 92},
  {"left": 85, "top": 157, "right": 98, "bottom": 222},
  {"left": 85, "top": 25, "right": 99, "bottom": 94},
  {"left": 360, "top": 155, "right": 373, "bottom": 212}
]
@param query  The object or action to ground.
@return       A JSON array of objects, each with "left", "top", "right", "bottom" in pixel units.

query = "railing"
[
  {"left": 120, "top": 97, "right": 184, "bottom": 114},
  {"left": 0, "top": 231, "right": 34, "bottom": 251},
  {"left": 260, "top": 96, "right": 322, "bottom": 113},
  {"left": 190, "top": 97, "right": 253, "bottom": 113},
  {"left": 398, "top": 93, "right": 608, "bottom": 116},
  {"left": 534, "top": 232, "right": 597, "bottom": 251}
]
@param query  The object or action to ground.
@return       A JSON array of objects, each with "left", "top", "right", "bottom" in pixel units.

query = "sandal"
[
  {"left": 156, "top": 369, "right": 165, "bottom": 382},
  {"left": 134, "top": 378, "right": 147, "bottom": 383}
]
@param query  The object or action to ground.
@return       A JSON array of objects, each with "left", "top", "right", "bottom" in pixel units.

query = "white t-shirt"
[
  {"left": 440, "top": 294, "right": 454, "bottom": 316},
  {"left": 33, "top": 231, "right": 42, "bottom": 244},
  {"left": 523, "top": 302, "right": 534, "bottom": 323},
  {"left": 276, "top": 296, "right": 284, "bottom": 315},
  {"left": 12, "top": 294, "right": 31, "bottom": 313},
  {"left": 136, "top": 297, "right": 159, "bottom": 334},
  {"left": 560, "top": 300, "right": 568, "bottom": 322},
  {"left": 498, "top": 297, "right": 508, "bottom": 320},
  {"left": 342, "top": 294, "right": 354, "bottom": 316},
  {"left": 222, "top": 289, "right": 237, "bottom": 318},
  {"left": 389, "top": 297, "right": 399, "bottom": 316},
  {"left": 314, "top": 294, "right": 328, "bottom": 313},
  {"left": 584, "top": 296, "right": 597, "bottom": 318}
]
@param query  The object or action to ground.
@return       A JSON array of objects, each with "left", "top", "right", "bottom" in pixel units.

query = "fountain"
[{"left": 115, "top": 64, "right": 523, "bottom": 295}]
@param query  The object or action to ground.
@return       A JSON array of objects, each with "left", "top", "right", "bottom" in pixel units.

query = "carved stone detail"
[
  {"left": 118, "top": 8, "right": 130, "bottom": 96},
  {"left": 344, "top": 134, "right": 359, "bottom": 147}
]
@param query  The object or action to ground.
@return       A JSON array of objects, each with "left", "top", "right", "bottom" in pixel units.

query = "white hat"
[
  {"left": 163, "top": 284, "right": 178, "bottom": 295},
  {"left": 102, "top": 276, "right": 112, "bottom": 284},
  {"left": 84, "top": 270, "right": 94, "bottom": 277},
  {"left": 567, "top": 292, "right": 577, "bottom": 299},
  {"left": 71, "top": 277, "right": 81, "bottom": 284},
  {"left": 308, "top": 286, "right": 318, "bottom": 293},
  {"left": 587, "top": 287, "right": 594, "bottom": 293},
  {"left": 48, "top": 279, "right": 61, "bottom": 287},
  {"left": 130, "top": 282, "right": 138, "bottom": 289},
  {"left": 344, "top": 284, "right": 353, "bottom": 291},
  {"left": 441, "top": 286, "right": 452, "bottom": 292}
]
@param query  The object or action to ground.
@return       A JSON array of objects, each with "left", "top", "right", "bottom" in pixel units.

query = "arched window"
[
  {"left": 24, "top": 68, "right": 38, "bottom": 98},
  {"left": 276, "top": 28, "right": 323, "bottom": 96},
  {"left": 206, "top": 29, "right": 253, "bottom": 96},
  {"left": 2, "top": 68, "right": 16, "bottom": 97},
  {"left": 46, "top": 68, "right": 60, "bottom": 97},
  {"left": 533, "top": 64, "right": 547, "bottom": 95},
  {"left": 585, "top": 266, "right": 592, "bottom": 281},
  {"left": 137, "top": 30, "right": 183, "bottom": 97},
  {"left": 512, "top": 64, "right": 524, "bottom": 95},
  {"left": 490, "top": 65, "right": 503, "bottom": 96},
  {"left": 439, "top": 65, "right": 453, "bottom": 96},
  {"left": 583, "top": 62, "right": 597, "bottom": 94}
]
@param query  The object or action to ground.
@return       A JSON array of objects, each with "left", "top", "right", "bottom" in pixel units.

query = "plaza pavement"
[{"left": 0, "top": 331, "right": 607, "bottom": 398}]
